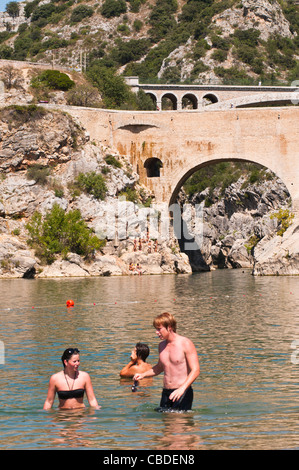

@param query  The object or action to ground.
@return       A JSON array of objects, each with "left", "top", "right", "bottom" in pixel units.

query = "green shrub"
[
  {"left": 26, "top": 203, "right": 104, "bottom": 264},
  {"left": 183, "top": 162, "right": 257, "bottom": 198},
  {"left": 244, "top": 234, "right": 260, "bottom": 254},
  {"left": 0, "top": 104, "right": 47, "bottom": 126},
  {"left": 232, "top": 28, "right": 260, "bottom": 48},
  {"left": 24, "top": 0, "right": 39, "bottom": 19},
  {"left": 148, "top": 0, "right": 178, "bottom": 41},
  {"left": 76, "top": 171, "right": 107, "bottom": 200},
  {"left": 118, "top": 186, "right": 139, "bottom": 203},
  {"left": 70, "top": 5, "right": 94, "bottom": 23},
  {"left": 214, "top": 66, "right": 254, "bottom": 84},
  {"left": 133, "top": 19, "right": 143, "bottom": 32},
  {"left": 104, "top": 155, "right": 122, "bottom": 168},
  {"left": 6, "top": 1, "right": 20, "bottom": 17},
  {"left": 109, "top": 38, "right": 150, "bottom": 66},
  {"left": 270, "top": 208, "right": 294, "bottom": 236},
  {"left": 31, "top": 3, "right": 56, "bottom": 22},
  {"left": 101, "top": 0, "right": 126, "bottom": 18},
  {"left": 211, "top": 49, "right": 227, "bottom": 62},
  {"left": 26, "top": 164, "right": 50, "bottom": 185},
  {"left": 31, "top": 69, "right": 75, "bottom": 91}
]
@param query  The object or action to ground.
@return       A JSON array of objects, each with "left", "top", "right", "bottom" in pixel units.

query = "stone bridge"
[
  {"left": 62, "top": 105, "right": 299, "bottom": 215},
  {"left": 125, "top": 76, "right": 299, "bottom": 110}
]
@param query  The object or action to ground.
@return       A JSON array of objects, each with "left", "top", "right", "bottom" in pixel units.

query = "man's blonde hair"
[{"left": 153, "top": 312, "right": 177, "bottom": 333}]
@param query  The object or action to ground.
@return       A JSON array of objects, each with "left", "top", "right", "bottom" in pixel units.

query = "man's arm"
[
  {"left": 133, "top": 361, "right": 163, "bottom": 382},
  {"left": 120, "top": 360, "right": 138, "bottom": 377},
  {"left": 120, "top": 348, "right": 138, "bottom": 377},
  {"left": 169, "top": 338, "right": 200, "bottom": 402}
]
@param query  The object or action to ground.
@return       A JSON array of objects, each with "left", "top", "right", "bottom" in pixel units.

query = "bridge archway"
[
  {"left": 202, "top": 93, "right": 218, "bottom": 105},
  {"left": 161, "top": 92, "right": 178, "bottom": 110},
  {"left": 145, "top": 92, "right": 158, "bottom": 109},
  {"left": 168, "top": 158, "right": 292, "bottom": 207},
  {"left": 182, "top": 93, "right": 198, "bottom": 110}
]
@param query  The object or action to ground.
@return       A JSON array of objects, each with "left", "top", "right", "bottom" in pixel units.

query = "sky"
[{"left": 0, "top": 0, "right": 8, "bottom": 12}]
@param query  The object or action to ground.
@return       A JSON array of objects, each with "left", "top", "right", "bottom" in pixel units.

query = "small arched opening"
[
  {"left": 182, "top": 93, "right": 198, "bottom": 110},
  {"left": 161, "top": 93, "right": 178, "bottom": 110},
  {"left": 145, "top": 92, "right": 158, "bottom": 109},
  {"left": 144, "top": 158, "right": 163, "bottom": 177},
  {"left": 202, "top": 93, "right": 218, "bottom": 105}
]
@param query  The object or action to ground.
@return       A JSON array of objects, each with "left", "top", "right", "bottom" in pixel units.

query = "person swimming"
[
  {"left": 119, "top": 342, "right": 152, "bottom": 378},
  {"left": 43, "top": 348, "right": 100, "bottom": 410}
]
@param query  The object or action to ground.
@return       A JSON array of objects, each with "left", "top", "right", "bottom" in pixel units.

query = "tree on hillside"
[
  {"left": 0, "top": 65, "right": 24, "bottom": 89},
  {"left": 5, "top": 1, "right": 19, "bottom": 18},
  {"left": 66, "top": 83, "right": 101, "bottom": 107}
]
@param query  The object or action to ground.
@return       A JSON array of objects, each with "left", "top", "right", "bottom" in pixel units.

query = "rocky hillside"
[
  {"left": 0, "top": 0, "right": 298, "bottom": 87},
  {"left": 178, "top": 166, "right": 296, "bottom": 274},
  {"left": 0, "top": 105, "right": 192, "bottom": 278}
]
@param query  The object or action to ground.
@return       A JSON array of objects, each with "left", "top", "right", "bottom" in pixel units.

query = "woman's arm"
[
  {"left": 85, "top": 373, "right": 101, "bottom": 409},
  {"left": 43, "top": 375, "right": 56, "bottom": 410}
]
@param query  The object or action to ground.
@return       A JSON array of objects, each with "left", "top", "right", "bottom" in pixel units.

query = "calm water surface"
[{"left": 0, "top": 270, "right": 299, "bottom": 450}]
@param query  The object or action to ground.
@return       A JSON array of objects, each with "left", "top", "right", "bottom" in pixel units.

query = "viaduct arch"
[{"left": 63, "top": 106, "right": 299, "bottom": 216}]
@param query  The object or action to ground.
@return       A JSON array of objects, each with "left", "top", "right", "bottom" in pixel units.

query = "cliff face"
[
  {"left": 178, "top": 175, "right": 296, "bottom": 273},
  {"left": 0, "top": 106, "right": 192, "bottom": 278}
]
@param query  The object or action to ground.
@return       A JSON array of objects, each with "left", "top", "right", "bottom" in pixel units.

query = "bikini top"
[{"left": 57, "top": 388, "right": 85, "bottom": 400}]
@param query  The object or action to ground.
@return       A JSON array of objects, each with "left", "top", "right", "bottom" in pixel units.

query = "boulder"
[{"left": 252, "top": 220, "right": 299, "bottom": 276}]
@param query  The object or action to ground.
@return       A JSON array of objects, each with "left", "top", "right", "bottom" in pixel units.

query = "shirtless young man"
[
  {"left": 133, "top": 312, "right": 200, "bottom": 411},
  {"left": 119, "top": 342, "right": 152, "bottom": 377}
]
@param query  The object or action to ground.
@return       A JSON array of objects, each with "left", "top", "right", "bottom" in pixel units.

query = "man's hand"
[
  {"left": 130, "top": 348, "right": 137, "bottom": 363},
  {"left": 169, "top": 386, "right": 185, "bottom": 402},
  {"left": 133, "top": 372, "right": 144, "bottom": 382}
]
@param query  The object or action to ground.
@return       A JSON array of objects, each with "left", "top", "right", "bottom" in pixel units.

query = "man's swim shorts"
[{"left": 159, "top": 386, "right": 193, "bottom": 411}]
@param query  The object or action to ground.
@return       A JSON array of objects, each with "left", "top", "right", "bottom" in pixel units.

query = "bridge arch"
[
  {"left": 182, "top": 93, "right": 198, "bottom": 110},
  {"left": 145, "top": 92, "right": 158, "bottom": 109},
  {"left": 168, "top": 157, "right": 292, "bottom": 207},
  {"left": 202, "top": 93, "right": 219, "bottom": 105},
  {"left": 161, "top": 92, "right": 178, "bottom": 110}
]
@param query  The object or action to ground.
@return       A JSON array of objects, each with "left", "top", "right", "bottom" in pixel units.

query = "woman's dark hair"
[
  {"left": 61, "top": 348, "right": 80, "bottom": 367},
  {"left": 135, "top": 342, "right": 150, "bottom": 362}
]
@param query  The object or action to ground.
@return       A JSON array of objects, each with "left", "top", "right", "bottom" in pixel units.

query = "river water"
[{"left": 0, "top": 270, "right": 299, "bottom": 450}]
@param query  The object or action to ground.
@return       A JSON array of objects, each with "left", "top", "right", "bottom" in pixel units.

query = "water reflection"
[
  {"left": 152, "top": 412, "right": 205, "bottom": 450},
  {"left": 47, "top": 408, "right": 100, "bottom": 448}
]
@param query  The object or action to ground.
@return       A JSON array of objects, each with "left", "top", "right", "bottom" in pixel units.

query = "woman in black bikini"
[{"left": 43, "top": 348, "right": 100, "bottom": 410}]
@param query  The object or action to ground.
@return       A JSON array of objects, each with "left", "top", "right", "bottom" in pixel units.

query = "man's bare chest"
[{"left": 160, "top": 343, "right": 185, "bottom": 366}]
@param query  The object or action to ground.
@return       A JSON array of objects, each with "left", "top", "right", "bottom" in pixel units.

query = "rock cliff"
[
  {"left": 178, "top": 172, "right": 298, "bottom": 275},
  {"left": 0, "top": 105, "right": 191, "bottom": 278}
]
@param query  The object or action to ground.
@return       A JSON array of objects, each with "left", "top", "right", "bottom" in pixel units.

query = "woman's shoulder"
[
  {"left": 49, "top": 370, "right": 64, "bottom": 385},
  {"left": 78, "top": 370, "right": 90, "bottom": 381}
]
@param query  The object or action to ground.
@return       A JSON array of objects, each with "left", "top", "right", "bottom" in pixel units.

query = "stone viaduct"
[
  {"left": 125, "top": 76, "right": 299, "bottom": 110},
  {"left": 64, "top": 104, "right": 299, "bottom": 216}
]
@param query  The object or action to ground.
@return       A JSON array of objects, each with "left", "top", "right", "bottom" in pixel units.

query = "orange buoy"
[{"left": 66, "top": 299, "right": 74, "bottom": 307}]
